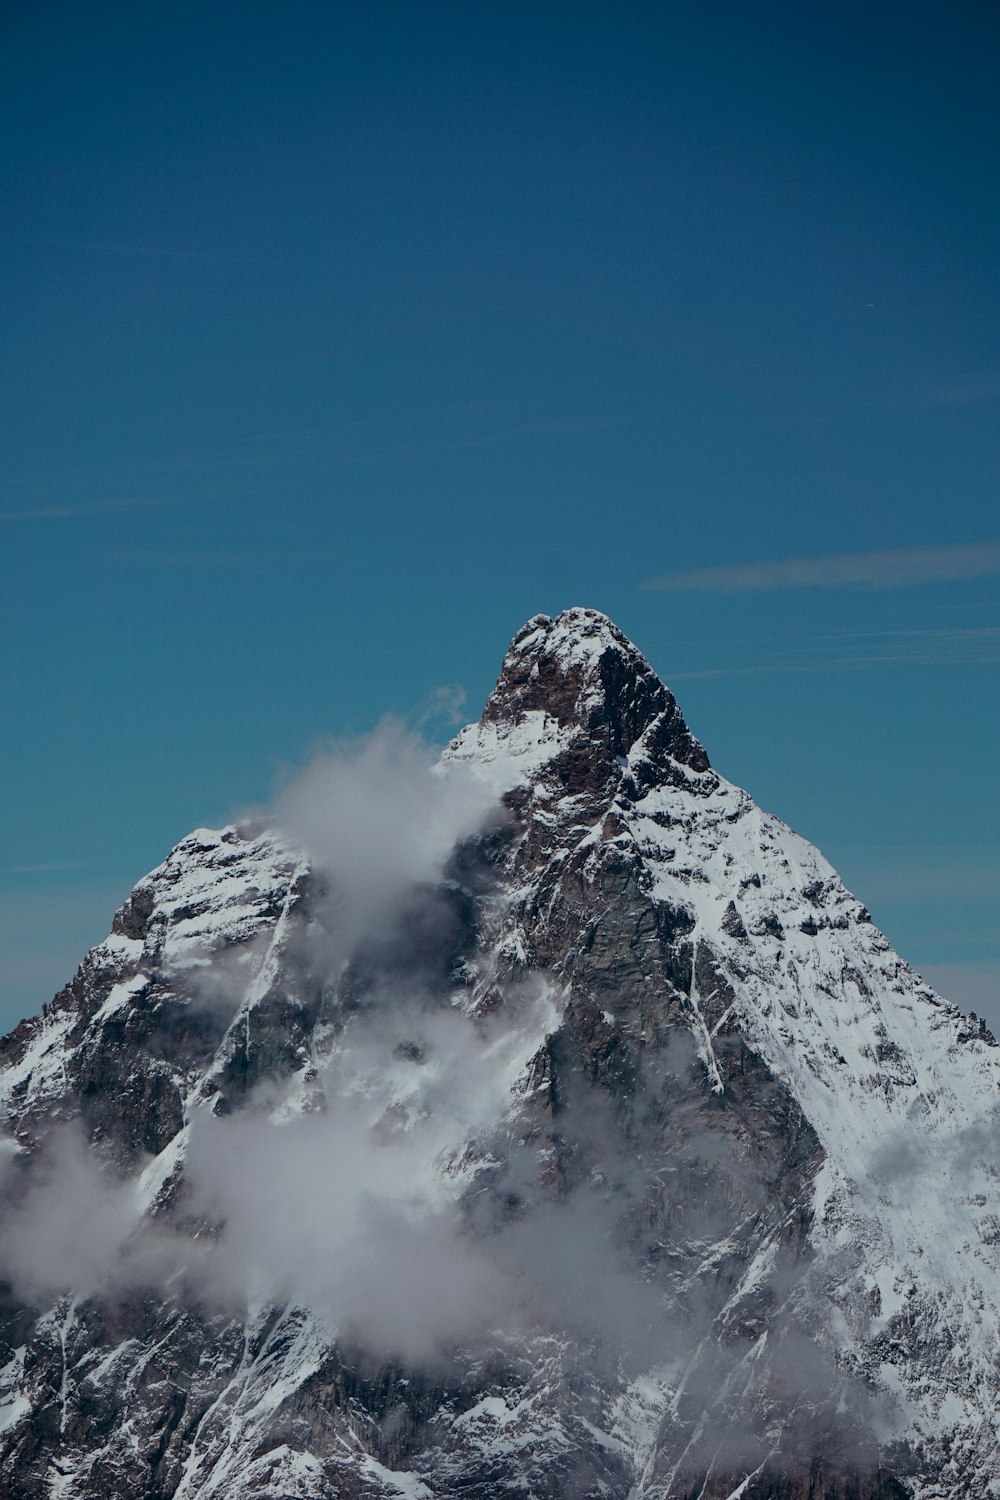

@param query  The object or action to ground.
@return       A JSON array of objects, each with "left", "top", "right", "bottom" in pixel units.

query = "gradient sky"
[{"left": 2, "top": 0, "right": 998, "bottom": 1031}]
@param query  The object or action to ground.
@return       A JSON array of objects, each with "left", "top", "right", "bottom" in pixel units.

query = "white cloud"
[
  {"left": 0, "top": 1126, "right": 147, "bottom": 1298},
  {"left": 642, "top": 541, "right": 1000, "bottom": 593},
  {"left": 272, "top": 716, "right": 501, "bottom": 966},
  {"left": 889, "top": 376, "right": 1000, "bottom": 411},
  {"left": 0, "top": 496, "right": 171, "bottom": 522}
]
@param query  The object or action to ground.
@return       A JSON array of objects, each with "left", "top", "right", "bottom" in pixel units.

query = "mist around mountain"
[{"left": 1, "top": 609, "right": 998, "bottom": 1499}]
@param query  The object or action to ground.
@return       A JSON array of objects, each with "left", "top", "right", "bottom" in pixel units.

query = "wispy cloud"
[
  {"left": 0, "top": 400, "right": 625, "bottom": 524},
  {"left": 664, "top": 624, "right": 1000, "bottom": 680},
  {"left": 0, "top": 496, "right": 172, "bottom": 523},
  {"left": 0, "top": 229, "right": 298, "bottom": 268},
  {"left": 889, "top": 377, "right": 1000, "bottom": 411},
  {"left": 223, "top": 402, "right": 639, "bottom": 468},
  {"left": 642, "top": 542, "right": 1000, "bottom": 594},
  {"left": 108, "top": 546, "right": 333, "bottom": 569}
]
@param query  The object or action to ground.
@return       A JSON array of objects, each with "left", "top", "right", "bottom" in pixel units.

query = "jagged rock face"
[
  {"left": 1, "top": 607, "right": 998, "bottom": 1499},
  {"left": 480, "top": 611, "right": 710, "bottom": 794}
]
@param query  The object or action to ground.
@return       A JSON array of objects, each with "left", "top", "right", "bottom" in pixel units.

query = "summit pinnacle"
[{"left": 464, "top": 608, "right": 709, "bottom": 803}]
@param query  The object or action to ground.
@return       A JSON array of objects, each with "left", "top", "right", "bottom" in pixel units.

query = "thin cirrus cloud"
[
  {"left": 0, "top": 496, "right": 169, "bottom": 523},
  {"left": 641, "top": 542, "right": 1000, "bottom": 594},
  {"left": 889, "top": 376, "right": 1000, "bottom": 411},
  {"left": 665, "top": 625, "right": 1000, "bottom": 680}
]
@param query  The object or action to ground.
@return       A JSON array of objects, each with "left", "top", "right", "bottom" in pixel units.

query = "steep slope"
[{"left": 0, "top": 608, "right": 997, "bottom": 1500}]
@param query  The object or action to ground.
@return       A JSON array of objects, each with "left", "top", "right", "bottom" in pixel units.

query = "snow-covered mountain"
[{"left": 1, "top": 607, "right": 998, "bottom": 1499}]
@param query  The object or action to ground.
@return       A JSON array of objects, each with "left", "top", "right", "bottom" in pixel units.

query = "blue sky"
[{"left": 2, "top": 0, "right": 998, "bottom": 1030}]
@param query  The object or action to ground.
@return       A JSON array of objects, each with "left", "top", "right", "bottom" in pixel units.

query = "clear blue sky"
[{"left": 2, "top": 0, "right": 998, "bottom": 1030}]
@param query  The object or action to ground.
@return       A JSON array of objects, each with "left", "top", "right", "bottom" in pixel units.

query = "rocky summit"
[{"left": 1, "top": 607, "right": 998, "bottom": 1500}]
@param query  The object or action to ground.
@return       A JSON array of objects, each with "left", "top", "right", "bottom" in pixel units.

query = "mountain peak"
[
  {"left": 4, "top": 606, "right": 1000, "bottom": 1498},
  {"left": 478, "top": 607, "right": 710, "bottom": 782}
]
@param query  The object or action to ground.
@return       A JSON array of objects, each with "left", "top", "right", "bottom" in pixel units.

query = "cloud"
[
  {"left": 664, "top": 624, "right": 1000, "bottom": 680},
  {"left": 0, "top": 720, "right": 513, "bottom": 1348},
  {"left": 0, "top": 1126, "right": 148, "bottom": 1299},
  {"left": 889, "top": 376, "right": 1000, "bottom": 411},
  {"left": 0, "top": 229, "right": 293, "bottom": 267},
  {"left": 271, "top": 716, "right": 501, "bottom": 968},
  {"left": 0, "top": 979, "right": 897, "bottom": 1474},
  {"left": 180, "top": 977, "right": 563, "bottom": 1363},
  {"left": 642, "top": 542, "right": 1000, "bottom": 593},
  {"left": 412, "top": 683, "right": 468, "bottom": 731},
  {"left": 6, "top": 862, "right": 97, "bottom": 876},
  {"left": 862, "top": 1107, "right": 1000, "bottom": 1250},
  {"left": 0, "top": 989, "right": 831, "bottom": 1387},
  {"left": 0, "top": 496, "right": 172, "bottom": 522}
]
